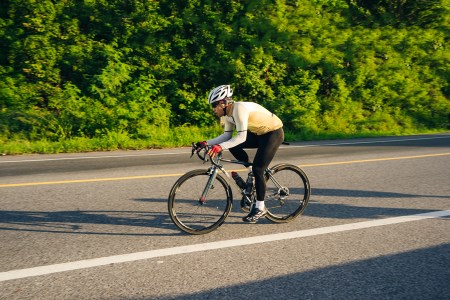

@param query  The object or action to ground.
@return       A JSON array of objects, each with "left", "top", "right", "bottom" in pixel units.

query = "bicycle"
[{"left": 168, "top": 144, "right": 311, "bottom": 234}]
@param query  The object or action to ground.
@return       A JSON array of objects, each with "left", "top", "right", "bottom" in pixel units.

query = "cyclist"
[{"left": 195, "top": 85, "right": 284, "bottom": 223}]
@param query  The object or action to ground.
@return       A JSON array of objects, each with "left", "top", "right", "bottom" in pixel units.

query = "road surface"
[{"left": 1, "top": 133, "right": 449, "bottom": 299}]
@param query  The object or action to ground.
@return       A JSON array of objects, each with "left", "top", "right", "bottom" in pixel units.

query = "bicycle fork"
[{"left": 199, "top": 166, "right": 219, "bottom": 204}]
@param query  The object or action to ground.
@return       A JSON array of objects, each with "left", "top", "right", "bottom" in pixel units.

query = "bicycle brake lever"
[{"left": 202, "top": 149, "right": 209, "bottom": 163}]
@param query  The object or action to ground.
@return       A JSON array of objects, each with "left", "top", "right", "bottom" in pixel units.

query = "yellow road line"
[
  {"left": 1, "top": 152, "right": 449, "bottom": 188},
  {"left": 0, "top": 173, "right": 184, "bottom": 188},
  {"left": 300, "top": 152, "right": 450, "bottom": 167}
]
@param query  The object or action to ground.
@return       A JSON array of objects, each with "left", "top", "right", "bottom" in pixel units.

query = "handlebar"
[
  {"left": 190, "top": 143, "right": 251, "bottom": 168},
  {"left": 191, "top": 143, "right": 222, "bottom": 166}
]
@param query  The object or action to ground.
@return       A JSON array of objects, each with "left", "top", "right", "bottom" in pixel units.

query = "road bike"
[{"left": 168, "top": 144, "right": 311, "bottom": 234}]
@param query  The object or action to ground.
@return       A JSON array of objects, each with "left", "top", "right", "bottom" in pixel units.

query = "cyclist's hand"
[
  {"left": 208, "top": 144, "right": 222, "bottom": 158},
  {"left": 194, "top": 141, "right": 208, "bottom": 153}
]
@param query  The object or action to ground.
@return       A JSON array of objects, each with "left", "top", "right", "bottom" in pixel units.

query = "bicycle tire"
[
  {"left": 264, "top": 163, "right": 311, "bottom": 223},
  {"left": 168, "top": 169, "right": 233, "bottom": 234}
]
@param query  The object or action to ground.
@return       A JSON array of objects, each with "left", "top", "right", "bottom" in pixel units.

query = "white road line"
[
  {"left": 0, "top": 151, "right": 187, "bottom": 163},
  {"left": 1, "top": 135, "right": 449, "bottom": 164},
  {"left": 1, "top": 210, "right": 449, "bottom": 282}
]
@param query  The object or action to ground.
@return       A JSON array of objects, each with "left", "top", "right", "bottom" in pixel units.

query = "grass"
[
  {"left": 0, "top": 125, "right": 223, "bottom": 155},
  {"left": 0, "top": 126, "right": 448, "bottom": 155}
]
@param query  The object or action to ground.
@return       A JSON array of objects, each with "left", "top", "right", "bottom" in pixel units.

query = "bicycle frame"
[
  {"left": 199, "top": 157, "right": 252, "bottom": 205},
  {"left": 193, "top": 146, "right": 286, "bottom": 204}
]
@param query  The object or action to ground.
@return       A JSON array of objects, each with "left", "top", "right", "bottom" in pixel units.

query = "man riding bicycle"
[{"left": 195, "top": 85, "right": 284, "bottom": 223}]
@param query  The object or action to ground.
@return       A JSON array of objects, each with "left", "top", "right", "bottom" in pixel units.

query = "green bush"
[{"left": 1, "top": 0, "right": 448, "bottom": 153}]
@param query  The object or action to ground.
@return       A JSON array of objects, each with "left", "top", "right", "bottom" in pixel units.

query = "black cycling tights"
[{"left": 228, "top": 127, "right": 284, "bottom": 201}]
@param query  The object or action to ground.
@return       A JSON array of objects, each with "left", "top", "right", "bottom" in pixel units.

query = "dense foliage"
[{"left": 1, "top": 0, "right": 449, "bottom": 144}]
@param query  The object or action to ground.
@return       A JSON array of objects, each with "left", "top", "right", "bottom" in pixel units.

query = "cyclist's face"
[{"left": 212, "top": 102, "right": 225, "bottom": 117}]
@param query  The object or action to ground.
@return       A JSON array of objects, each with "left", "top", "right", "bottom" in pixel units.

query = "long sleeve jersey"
[{"left": 207, "top": 101, "right": 283, "bottom": 150}]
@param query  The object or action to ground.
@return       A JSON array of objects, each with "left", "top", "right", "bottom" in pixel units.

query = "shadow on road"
[
  {"left": 154, "top": 243, "right": 450, "bottom": 300},
  {"left": 312, "top": 188, "right": 450, "bottom": 199},
  {"left": 305, "top": 188, "right": 450, "bottom": 220},
  {"left": 0, "top": 207, "right": 180, "bottom": 236},
  {"left": 1, "top": 187, "right": 448, "bottom": 235}
]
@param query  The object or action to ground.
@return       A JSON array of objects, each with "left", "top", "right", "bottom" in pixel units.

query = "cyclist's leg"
[
  {"left": 229, "top": 133, "right": 257, "bottom": 212},
  {"left": 228, "top": 131, "right": 258, "bottom": 162},
  {"left": 253, "top": 128, "right": 284, "bottom": 202},
  {"left": 243, "top": 128, "right": 284, "bottom": 223}
]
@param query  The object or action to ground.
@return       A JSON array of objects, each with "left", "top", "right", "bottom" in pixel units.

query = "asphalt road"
[{"left": 1, "top": 133, "right": 450, "bottom": 300}]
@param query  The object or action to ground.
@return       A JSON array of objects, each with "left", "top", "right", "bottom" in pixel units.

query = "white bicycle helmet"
[{"left": 208, "top": 85, "right": 233, "bottom": 105}]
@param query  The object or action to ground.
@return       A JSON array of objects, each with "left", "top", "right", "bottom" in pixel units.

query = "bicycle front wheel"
[
  {"left": 168, "top": 169, "right": 233, "bottom": 234},
  {"left": 264, "top": 163, "right": 311, "bottom": 223}
]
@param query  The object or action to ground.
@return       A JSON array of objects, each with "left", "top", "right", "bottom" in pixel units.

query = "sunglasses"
[{"left": 211, "top": 101, "right": 222, "bottom": 108}]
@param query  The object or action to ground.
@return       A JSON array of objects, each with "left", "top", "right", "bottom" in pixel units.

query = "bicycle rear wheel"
[
  {"left": 168, "top": 169, "right": 233, "bottom": 234},
  {"left": 264, "top": 163, "right": 310, "bottom": 223}
]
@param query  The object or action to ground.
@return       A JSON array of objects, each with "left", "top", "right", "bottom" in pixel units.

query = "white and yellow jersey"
[{"left": 207, "top": 102, "right": 283, "bottom": 149}]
